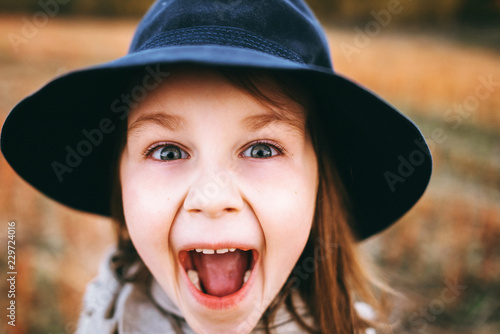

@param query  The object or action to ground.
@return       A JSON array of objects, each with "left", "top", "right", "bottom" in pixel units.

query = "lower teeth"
[
  {"left": 187, "top": 270, "right": 201, "bottom": 291},
  {"left": 243, "top": 270, "right": 251, "bottom": 283}
]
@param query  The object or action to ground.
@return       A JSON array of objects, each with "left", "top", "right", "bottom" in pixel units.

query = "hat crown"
[{"left": 129, "top": 0, "right": 332, "bottom": 69}]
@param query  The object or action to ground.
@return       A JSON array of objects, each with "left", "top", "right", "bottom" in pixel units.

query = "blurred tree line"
[
  {"left": 0, "top": 0, "right": 499, "bottom": 25},
  {"left": 0, "top": 0, "right": 151, "bottom": 17},
  {"left": 308, "top": 0, "right": 500, "bottom": 25}
]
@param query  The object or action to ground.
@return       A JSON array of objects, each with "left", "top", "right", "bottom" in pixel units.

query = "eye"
[
  {"left": 241, "top": 141, "right": 283, "bottom": 159},
  {"left": 147, "top": 144, "right": 189, "bottom": 161}
]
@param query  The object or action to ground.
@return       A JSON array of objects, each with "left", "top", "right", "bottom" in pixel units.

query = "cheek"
[
  {"left": 120, "top": 163, "right": 188, "bottom": 255},
  {"left": 245, "top": 158, "right": 317, "bottom": 230},
  {"left": 241, "top": 157, "right": 317, "bottom": 273}
]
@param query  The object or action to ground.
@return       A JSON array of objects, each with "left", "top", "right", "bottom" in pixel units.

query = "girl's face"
[{"left": 120, "top": 67, "right": 318, "bottom": 334}]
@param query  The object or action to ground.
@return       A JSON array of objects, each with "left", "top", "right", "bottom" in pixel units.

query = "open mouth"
[{"left": 179, "top": 247, "right": 258, "bottom": 298}]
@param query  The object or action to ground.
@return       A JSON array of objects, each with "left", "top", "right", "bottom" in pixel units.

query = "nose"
[{"left": 183, "top": 168, "right": 244, "bottom": 218}]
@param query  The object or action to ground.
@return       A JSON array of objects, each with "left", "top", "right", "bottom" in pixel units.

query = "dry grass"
[{"left": 0, "top": 15, "right": 499, "bottom": 333}]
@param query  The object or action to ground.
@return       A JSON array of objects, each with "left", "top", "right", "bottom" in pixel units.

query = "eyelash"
[
  {"left": 143, "top": 140, "right": 285, "bottom": 160},
  {"left": 143, "top": 142, "right": 187, "bottom": 159},
  {"left": 240, "top": 140, "right": 286, "bottom": 158}
]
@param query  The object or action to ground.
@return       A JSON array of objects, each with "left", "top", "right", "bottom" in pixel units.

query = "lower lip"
[{"left": 180, "top": 250, "right": 260, "bottom": 310}]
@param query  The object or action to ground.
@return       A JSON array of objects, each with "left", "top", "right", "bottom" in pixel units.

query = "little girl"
[{"left": 1, "top": 0, "right": 432, "bottom": 333}]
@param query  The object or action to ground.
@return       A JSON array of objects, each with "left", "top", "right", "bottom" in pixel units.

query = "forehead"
[{"left": 127, "top": 66, "right": 307, "bottom": 135}]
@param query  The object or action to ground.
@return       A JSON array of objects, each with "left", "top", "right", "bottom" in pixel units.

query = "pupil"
[
  {"left": 160, "top": 146, "right": 181, "bottom": 160},
  {"left": 252, "top": 144, "right": 271, "bottom": 158}
]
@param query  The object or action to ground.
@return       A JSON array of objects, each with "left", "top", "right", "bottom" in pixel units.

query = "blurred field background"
[{"left": 0, "top": 0, "right": 499, "bottom": 333}]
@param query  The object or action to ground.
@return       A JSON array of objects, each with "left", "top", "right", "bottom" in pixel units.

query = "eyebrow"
[
  {"left": 128, "top": 112, "right": 186, "bottom": 136},
  {"left": 127, "top": 109, "right": 305, "bottom": 138},
  {"left": 241, "top": 111, "right": 305, "bottom": 134}
]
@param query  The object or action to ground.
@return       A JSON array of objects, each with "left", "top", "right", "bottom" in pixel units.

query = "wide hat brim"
[{"left": 1, "top": 45, "right": 431, "bottom": 240}]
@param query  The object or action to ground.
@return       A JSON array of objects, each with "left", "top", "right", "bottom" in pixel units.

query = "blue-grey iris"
[{"left": 160, "top": 146, "right": 182, "bottom": 160}]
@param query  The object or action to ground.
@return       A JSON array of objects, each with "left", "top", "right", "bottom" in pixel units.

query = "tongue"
[{"left": 192, "top": 250, "right": 249, "bottom": 297}]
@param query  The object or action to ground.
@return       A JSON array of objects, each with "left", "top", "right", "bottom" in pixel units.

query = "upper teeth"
[{"left": 195, "top": 248, "right": 237, "bottom": 254}]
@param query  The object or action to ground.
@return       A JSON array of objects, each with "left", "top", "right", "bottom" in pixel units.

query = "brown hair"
[{"left": 109, "top": 65, "right": 393, "bottom": 333}]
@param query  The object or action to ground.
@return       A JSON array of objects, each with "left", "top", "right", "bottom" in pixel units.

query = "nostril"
[{"left": 183, "top": 176, "right": 244, "bottom": 217}]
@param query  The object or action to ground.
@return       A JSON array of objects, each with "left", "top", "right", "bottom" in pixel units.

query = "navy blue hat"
[{"left": 0, "top": 0, "right": 431, "bottom": 239}]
